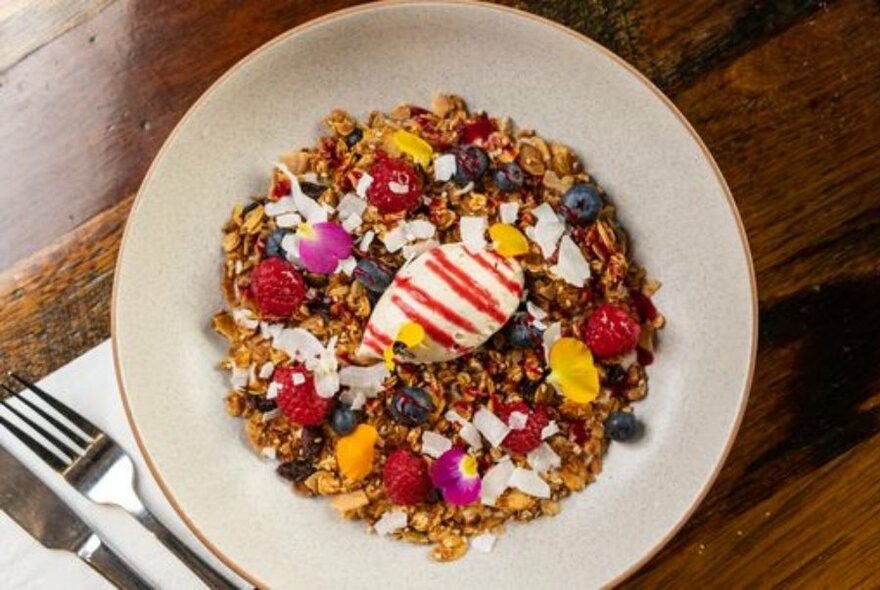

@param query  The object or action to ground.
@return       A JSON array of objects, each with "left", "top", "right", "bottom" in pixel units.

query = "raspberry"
[
  {"left": 273, "top": 366, "right": 333, "bottom": 426},
  {"left": 497, "top": 402, "right": 549, "bottom": 454},
  {"left": 383, "top": 449, "right": 431, "bottom": 505},
  {"left": 249, "top": 257, "right": 306, "bottom": 318},
  {"left": 366, "top": 156, "right": 422, "bottom": 214},
  {"left": 582, "top": 304, "right": 641, "bottom": 358},
  {"left": 460, "top": 114, "right": 495, "bottom": 145}
]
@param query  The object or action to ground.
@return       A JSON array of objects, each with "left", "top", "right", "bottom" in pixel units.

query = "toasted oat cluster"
[{"left": 213, "top": 95, "right": 664, "bottom": 561}]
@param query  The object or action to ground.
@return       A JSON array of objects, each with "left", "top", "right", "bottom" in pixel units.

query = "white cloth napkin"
[{"left": 0, "top": 341, "right": 246, "bottom": 589}]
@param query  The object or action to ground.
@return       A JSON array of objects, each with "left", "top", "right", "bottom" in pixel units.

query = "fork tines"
[{"left": 0, "top": 373, "right": 98, "bottom": 471}]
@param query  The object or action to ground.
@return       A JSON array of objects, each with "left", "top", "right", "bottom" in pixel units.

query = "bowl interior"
[{"left": 114, "top": 2, "right": 755, "bottom": 587}]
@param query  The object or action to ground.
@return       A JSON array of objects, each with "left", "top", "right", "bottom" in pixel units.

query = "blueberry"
[
  {"left": 452, "top": 146, "right": 489, "bottom": 186},
  {"left": 493, "top": 162, "right": 524, "bottom": 192},
  {"left": 560, "top": 183, "right": 603, "bottom": 225},
  {"left": 504, "top": 312, "right": 543, "bottom": 348},
  {"left": 389, "top": 387, "right": 435, "bottom": 426},
  {"left": 344, "top": 128, "right": 364, "bottom": 148},
  {"left": 276, "top": 459, "right": 315, "bottom": 483},
  {"left": 264, "top": 229, "right": 291, "bottom": 259},
  {"left": 603, "top": 364, "right": 627, "bottom": 386},
  {"left": 330, "top": 405, "right": 360, "bottom": 435},
  {"left": 605, "top": 411, "right": 639, "bottom": 442},
  {"left": 354, "top": 259, "right": 394, "bottom": 294}
]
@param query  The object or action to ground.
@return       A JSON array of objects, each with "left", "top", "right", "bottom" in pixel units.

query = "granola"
[{"left": 213, "top": 95, "right": 664, "bottom": 561}]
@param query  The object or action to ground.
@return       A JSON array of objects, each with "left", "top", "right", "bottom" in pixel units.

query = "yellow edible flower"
[
  {"left": 383, "top": 322, "right": 426, "bottom": 369},
  {"left": 393, "top": 129, "right": 433, "bottom": 168},
  {"left": 336, "top": 424, "right": 379, "bottom": 481},
  {"left": 489, "top": 223, "right": 530, "bottom": 257},
  {"left": 547, "top": 338, "right": 600, "bottom": 404}
]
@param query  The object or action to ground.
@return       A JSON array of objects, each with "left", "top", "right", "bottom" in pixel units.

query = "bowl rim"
[{"left": 111, "top": 1, "right": 758, "bottom": 587}]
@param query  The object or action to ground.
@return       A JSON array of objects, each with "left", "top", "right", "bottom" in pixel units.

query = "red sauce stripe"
[
  {"left": 487, "top": 248, "right": 516, "bottom": 273},
  {"left": 471, "top": 250, "right": 523, "bottom": 295},
  {"left": 426, "top": 250, "right": 507, "bottom": 323},
  {"left": 395, "top": 276, "right": 480, "bottom": 334},
  {"left": 365, "top": 324, "right": 392, "bottom": 348},
  {"left": 361, "top": 336, "right": 385, "bottom": 356},
  {"left": 390, "top": 294, "right": 464, "bottom": 352}
]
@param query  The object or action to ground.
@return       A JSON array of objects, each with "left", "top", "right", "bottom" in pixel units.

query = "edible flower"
[
  {"left": 547, "top": 337, "right": 600, "bottom": 404},
  {"left": 393, "top": 129, "right": 433, "bottom": 168},
  {"left": 430, "top": 447, "right": 481, "bottom": 506},
  {"left": 383, "top": 322, "right": 426, "bottom": 370},
  {"left": 296, "top": 221, "right": 353, "bottom": 274},
  {"left": 336, "top": 424, "right": 379, "bottom": 481},
  {"left": 489, "top": 223, "right": 529, "bottom": 257}
]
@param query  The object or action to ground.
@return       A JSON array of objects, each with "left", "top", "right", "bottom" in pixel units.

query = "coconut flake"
[
  {"left": 230, "top": 366, "right": 248, "bottom": 391},
  {"left": 264, "top": 197, "right": 297, "bottom": 217},
  {"left": 336, "top": 256, "right": 357, "bottom": 276},
  {"left": 339, "top": 363, "right": 390, "bottom": 393},
  {"left": 473, "top": 408, "right": 511, "bottom": 448},
  {"left": 339, "top": 389, "right": 367, "bottom": 410},
  {"left": 381, "top": 224, "right": 408, "bottom": 253},
  {"left": 507, "top": 411, "right": 528, "bottom": 431},
  {"left": 421, "top": 431, "right": 453, "bottom": 458},
  {"left": 509, "top": 468, "right": 551, "bottom": 498},
  {"left": 260, "top": 321, "right": 284, "bottom": 340},
  {"left": 373, "top": 510, "right": 407, "bottom": 536},
  {"left": 277, "top": 162, "right": 329, "bottom": 224},
  {"left": 460, "top": 216, "right": 488, "bottom": 252},
  {"left": 542, "top": 321, "right": 563, "bottom": 364},
  {"left": 260, "top": 447, "right": 277, "bottom": 461},
  {"left": 471, "top": 533, "right": 497, "bottom": 553},
  {"left": 359, "top": 230, "right": 375, "bottom": 251},
  {"left": 276, "top": 212, "right": 302, "bottom": 228},
  {"left": 336, "top": 193, "right": 367, "bottom": 219},
  {"left": 258, "top": 361, "right": 275, "bottom": 380},
  {"left": 481, "top": 457, "right": 514, "bottom": 506},
  {"left": 526, "top": 214, "right": 565, "bottom": 258},
  {"left": 433, "top": 154, "right": 457, "bottom": 182},
  {"left": 550, "top": 235, "right": 591, "bottom": 287},
  {"left": 260, "top": 408, "right": 281, "bottom": 423},
  {"left": 273, "top": 328, "right": 324, "bottom": 361},
  {"left": 408, "top": 219, "right": 437, "bottom": 240},
  {"left": 402, "top": 239, "right": 439, "bottom": 261},
  {"left": 618, "top": 349, "right": 638, "bottom": 369},
  {"left": 499, "top": 201, "right": 520, "bottom": 224},
  {"left": 445, "top": 410, "right": 467, "bottom": 425},
  {"left": 232, "top": 308, "right": 259, "bottom": 330},
  {"left": 341, "top": 212, "right": 363, "bottom": 233},
  {"left": 527, "top": 443, "right": 561, "bottom": 474},
  {"left": 459, "top": 423, "right": 483, "bottom": 449},
  {"left": 526, "top": 301, "right": 547, "bottom": 324},
  {"left": 266, "top": 381, "right": 281, "bottom": 399},
  {"left": 388, "top": 181, "right": 410, "bottom": 194},
  {"left": 355, "top": 172, "right": 373, "bottom": 198},
  {"left": 541, "top": 421, "right": 560, "bottom": 440},
  {"left": 291, "top": 373, "right": 305, "bottom": 386}
]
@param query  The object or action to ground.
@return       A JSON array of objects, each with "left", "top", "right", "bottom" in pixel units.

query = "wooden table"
[{"left": 2, "top": 0, "right": 878, "bottom": 586}]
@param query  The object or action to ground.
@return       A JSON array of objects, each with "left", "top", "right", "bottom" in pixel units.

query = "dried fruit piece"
[{"left": 336, "top": 424, "right": 379, "bottom": 481}]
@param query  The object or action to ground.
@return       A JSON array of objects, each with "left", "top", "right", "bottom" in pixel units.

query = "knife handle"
[{"left": 77, "top": 532, "right": 153, "bottom": 590}]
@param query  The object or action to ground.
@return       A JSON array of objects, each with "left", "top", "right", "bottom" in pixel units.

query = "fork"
[{"left": 0, "top": 373, "right": 239, "bottom": 590}]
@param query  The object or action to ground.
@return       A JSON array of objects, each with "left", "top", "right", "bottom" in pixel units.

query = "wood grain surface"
[{"left": 1, "top": 0, "right": 878, "bottom": 587}]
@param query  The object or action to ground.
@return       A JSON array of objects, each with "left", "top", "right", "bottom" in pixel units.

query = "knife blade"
[{"left": 0, "top": 445, "right": 152, "bottom": 589}]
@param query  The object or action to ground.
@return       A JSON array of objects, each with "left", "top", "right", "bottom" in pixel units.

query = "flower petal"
[
  {"left": 441, "top": 475, "right": 481, "bottom": 506},
  {"left": 393, "top": 129, "right": 434, "bottom": 168},
  {"left": 336, "top": 424, "right": 378, "bottom": 481},
  {"left": 396, "top": 322, "right": 425, "bottom": 348},
  {"left": 489, "top": 223, "right": 529, "bottom": 257},
  {"left": 548, "top": 337, "right": 600, "bottom": 404},
  {"left": 297, "top": 222, "right": 353, "bottom": 274},
  {"left": 431, "top": 448, "right": 468, "bottom": 488}
]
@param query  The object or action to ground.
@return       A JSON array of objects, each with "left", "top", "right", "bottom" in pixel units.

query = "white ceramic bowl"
[{"left": 113, "top": 2, "right": 756, "bottom": 587}]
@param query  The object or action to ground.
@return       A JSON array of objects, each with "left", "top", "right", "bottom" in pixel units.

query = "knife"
[{"left": 0, "top": 445, "right": 152, "bottom": 589}]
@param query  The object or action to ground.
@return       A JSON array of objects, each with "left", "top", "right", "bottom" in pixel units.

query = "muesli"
[{"left": 213, "top": 95, "right": 664, "bottom": 561}]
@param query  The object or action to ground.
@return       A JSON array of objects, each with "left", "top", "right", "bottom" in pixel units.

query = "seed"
[{"left": 276, "top": 459, "right": 315, "bottom": 483}]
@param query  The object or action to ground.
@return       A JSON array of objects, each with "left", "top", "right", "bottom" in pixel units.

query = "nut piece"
[
  {"left": 280, "top": 150, "right": 311, "bottom": 174},
  {"left": 330, "top": 490, "right": 370, "bottom": 512},
  {"left": 517, "top": 143, "right": 545, "bottom": 176},
  {"left": 325, "top": 108, "right": 356, "bottom": 136},
  {"left": 431, "top": 534, "right": 468, "bottom": 562}
]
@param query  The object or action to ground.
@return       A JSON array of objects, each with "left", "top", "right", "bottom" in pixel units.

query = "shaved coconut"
[
  {"left": 264, "top": 196, "right": 297, "bottom": 217},
  {"left": 314, "top": 371, "right": 339, "bottom": 399},
  {"left": 301, "top": 172, "right": 319, "bottom": 183},
  {"left": 339, "top": 363, "right": 390, "bottom": 392},
  {"left": 261, "top": 408, "right": 281, "bottom": 423},
  {"left": 277, "top": 162, "right": 328, "bottom": 224},
  {"left": 421, "top": 431, "right": 453, "bottom": 458},
  {"left": 509, "top": 468, "right": 551, "bottom": 498},
  {"left": 374, "top": 510, "right": 407, "bottom": 536},
  {"left": 232, "top": 308, "right": 259, "bottom": 330},
  {"left": 275, "top": 212, "right": 302, "bottom": 228},
  {"left": 273, "top": 328, "right": 324, "bottom": 361},
  {"left": 541, "top": 421, "right": 560, "bottom": 440},
  {"left": 266, "top": 381, "right": 281, "bottom": 399},
  {"left": 355, "top": 172, "right": 373, "bottom": 198},
  {"left": 292, "top": 373, "right": 305, "bottom": 386},
  {"left": 551, "top": 235, "right": 591, "bottom": 287},
  {"left": 230, "top": 366, "right": 248, "bottom": 391},
  {"left": 454, "top": 181, "right": 475, "bottom": 196},
  {"left": 542, "top": 321, "right": 563, "bottom": 363},
  {"left": 618, "top": 349, "right": 638, "bottom": 369},
  {"left": 402, "top": 239, "right": 439, "bottom": 261},
  {"left": 445, "top": 410, "right": 467, "bottom": 425},
  {"left": 408, "top": 219, "right": 437, "bottom": 240},
  {"left": 359, "top": 230, "right": 375, "bottom": 251},
  {"left": 526, "top": 215, "right": 565, "bottom": 258},
  {"left": 481, "top": 457, "right": 514, "bottom": 506},
  {"left": 460, "top": 216, "right": 488, "bottom": 252},
  {"left": 381, "top": 224, "right": 408, "bottom": 253},
  {"left": 459, "top": 423, "right": 484, "bottom": 449},
  {"left": 499, "top": 201, "right": 520, "bottom": 224},
  {"left": 473, "top": 408, "right": 511, "bottom": 448},
  {"left": 527, "top": 443, "right": 561, "bottom": 474},
  {"left": 261, "top": 447, "right": 277, "bottom": 461},
  {"left": 531, "top": 203, "right": 562, "bottom": 224},
  {"left": 337, "top": 193, "right": 367, "bottom": 219},
  {"left": 526, "top": 301, "right": 547, "bottom": 321},
  {"left": 330, "top": 490, "right": 369, "bottom": 513},
  {"left": 507, "top": 411, "right": 528, "bottom": 430},
  {"left": 280, "top": 233, "right": 300, "bottom": 264},
  {"left": 471, "top": 533, "right": 496, "bottom": 553},
  {"left": 388, "top": 181, "right": 410, "bottom": 194},
  {"left": 433, "top": 154, "right": 457, "bottom": 181},
  {"left": 339, "top": 389, "right": 367, "bottom": 410},
  {"left": 341, "top": 213, "right": 362, "bottom": 233},
  {"left": 260, "top": 321, "right": 284, "bottom": 340},
  {"left": 258, "top": 361, "right": 275, "bottom": 380},
  {"left": 336, "top": 256, "right": 357, "bottom": 276}
]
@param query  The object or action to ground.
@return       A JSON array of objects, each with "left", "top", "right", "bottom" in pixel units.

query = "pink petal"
[
  {"left": 298, "top": 222, "right": 354, "bottom": 274},
  {"left": 441, "top": 476, "right": 481, "bottom": 506},
  {"left": 431, "top": 448, "right": 467, "bottom": 488}
]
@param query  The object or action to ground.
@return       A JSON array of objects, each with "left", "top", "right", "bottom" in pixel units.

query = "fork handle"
[
  {"left": 136, "top": 509, "right": 239, "bottom": 590},
  {"left": 77, "top": 533, "right": 153, "bottom": 590}
]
